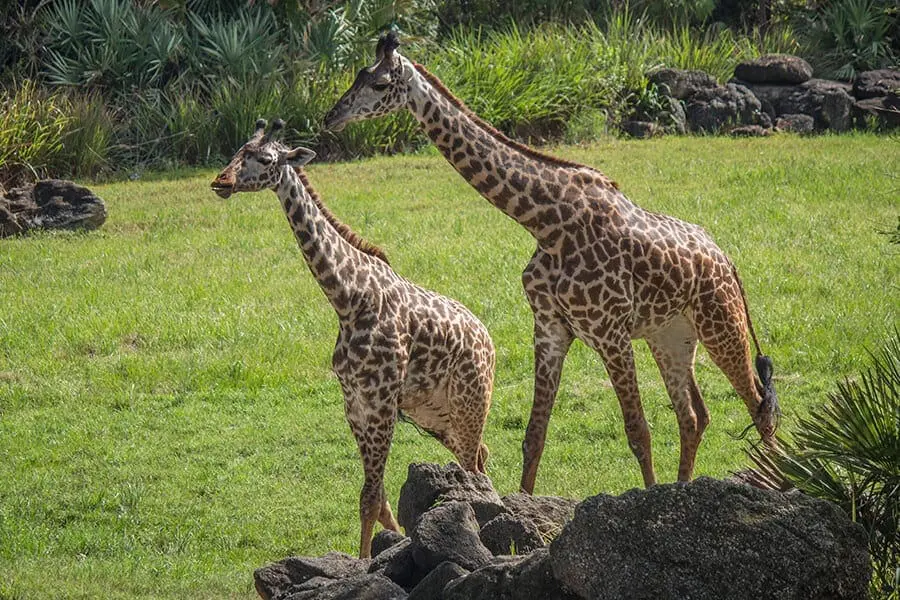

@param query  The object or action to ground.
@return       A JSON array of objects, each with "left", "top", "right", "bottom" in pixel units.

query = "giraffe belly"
[{"left": 398, "top": 386, "right": 452, "bottom": 434}]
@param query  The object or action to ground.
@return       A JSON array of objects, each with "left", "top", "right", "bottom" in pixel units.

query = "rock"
[
  {"left": 549, "top": 477, "right": 871, "bottom": 600},
  {"left": 854, "top": 97, "right": 900, "bottom": 129},
  {"left": 443, "top": 548, "right": 579, "bottom": 600},
  {"left": 0, "top": 179, "right": 107, "bottom": 237},
  {"left": 886, "top": 90, "right": 900, "bottom": 110},
  {"left": 410, "top": 501, "right": 493, "bottom": 573},
  {"left": 407, "top": 562, "right": 469, "bottom": 600},
  {"left": 775, "top": 113, "right": 815, "bottom": 134},
  {"left": 377, "top": 540, "right": 428, "bottom": 590},
  {"left": 369, "top": 538, "right": 413, "bottom": 575},
  {"left": 620, "top": 120, "right": 658, "bottom": 139},
  {"left": 684, "top": 83, "right": 769, "bottom": 133},
  {"left": 254, "top": 552, "right": 372, "bottom": 600},
  {"left": 479, "top": 512, "right": 544, "bottom": 556},
  {"left": 277, "top": 573, "right": 407, "bottom": 600},
  {"left": 501, "top": 493, "right": 579, "bottom": 540},
  {"left": 739, "top": 78, "right": 854, "bottom": 131},
  {"left": 649, "top": 68, "right": 718, "bottom": 100},
  {"left": 734, "top": 54, "right": 813, "bottom": 84},
  {"left": 729, "top": 125, "right": 771, "bottom": 137},
  {"left": 397, "top": 463, "right": 505, "bottom": 531},
  {"left": 853, "top": 69, "right": 900, "bottom": 100},
  {"left": 372, "top": 530, "right": 407, "bottom": 558}
]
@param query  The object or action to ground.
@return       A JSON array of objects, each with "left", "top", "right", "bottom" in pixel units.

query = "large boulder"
[
  {"left": 734, "top": 54, "right": 813, "bottom": 84},
  {"left": 397, "top": 463, "right": 505, "bottom": 531},
  {"left": 501, "top": 493, "right": 579, "bottom": 539},
  {"left": 853, "top": 96, "right": 900, "bottom": 129},
  {"left": 649, "top": 68, "right": 718, "bottom": 100},
  {"left": 479, "top": 511, "right": 544, "bottom": 556},
  {"left": 371, "top": 530, "right": 407, "bottom": 558},
  {"left": 406, "top": 562, "right": 469, "bottom": 600},
  {"left": 852, "top": 69, "right": 900, "bottom": 100},
  {"left": 549, "top": 477, "right": 871, "bottom": 600},
  {"left": 0, "top": 179, "right": 106, "bottom": 237},
  {"left": 443, "top": 548, "right": 579, "bottom": 600},
  {"left": 775, "top": 113, "right": 815, "bottom": 134},
  {"left": 277, "top": 574, "right": 407, "bottom": 600},
  {"left": 409, "top": 501, "right": 493, "bottom": 573},
  {"left": 254, "top": 552, "right": 372, "bottom": 600},
  {"left": 738, "top": 78, "right": 854, "bottom": 131},
  {"left": 684, "top": 82, "right": 771, "bottom": 133}
]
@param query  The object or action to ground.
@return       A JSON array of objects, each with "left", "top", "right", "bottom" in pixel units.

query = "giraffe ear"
[{"left": 284, "top": 147, "right": 316, "bottom": 167}]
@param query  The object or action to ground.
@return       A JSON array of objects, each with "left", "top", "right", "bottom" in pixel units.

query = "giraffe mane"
[
  {"left": 412, "top": 63, "right": 619, "bottom": 190},
  {"left": 296, "top": 169, "right": 390, "bottom": 265}
]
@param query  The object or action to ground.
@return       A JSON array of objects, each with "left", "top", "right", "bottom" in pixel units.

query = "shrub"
[
  {"left": 747, "top": 330, "right": 900, "bottom": 598},
  {"left": 0, "top": 80, "right": 70, "bottom": 185}
]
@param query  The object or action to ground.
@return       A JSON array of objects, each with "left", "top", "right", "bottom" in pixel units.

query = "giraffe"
[
  {"left": 211, "top": 119, "right": 495, "bottom": 557},
  {"left": 323, "top": 33, "right": 780, "bottom": 494}
]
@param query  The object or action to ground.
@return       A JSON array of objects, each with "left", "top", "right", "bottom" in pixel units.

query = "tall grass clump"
[
  {"left": 0, "top": 81, "right": 70, "bottom": 185},
  {"left": 747, "top": 330, "right": 900, "bottom": 598},
  {"left": 430, "top": 24, "right": 627, "bottom": 138}
]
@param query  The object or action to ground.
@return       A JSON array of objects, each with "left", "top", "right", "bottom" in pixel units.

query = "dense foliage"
[
  {"left": 0, "top": 0, "right": 895, "bottom": 183},
  {"left": 748, "top": 330, "right": 900, "bottom": 599}
]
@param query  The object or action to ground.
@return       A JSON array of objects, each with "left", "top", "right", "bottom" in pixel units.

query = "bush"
[
  {"left": 747, "top": 330, "right": 900, "bottom": 598},
  {"left": 0, "top": 80, "right": 70, "bottom": 185}
]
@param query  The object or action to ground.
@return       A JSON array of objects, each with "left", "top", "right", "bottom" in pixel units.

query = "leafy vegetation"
[
  {"left": 747, "top": 329, "right": 900, "bottom": 598},
  {"left": 1, "top": 135, "right": 898, "bottom": 599}
]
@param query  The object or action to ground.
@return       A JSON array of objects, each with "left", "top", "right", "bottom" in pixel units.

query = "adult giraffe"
[{"left": 324, "top": 33, "right": 779, "bottom": 493}]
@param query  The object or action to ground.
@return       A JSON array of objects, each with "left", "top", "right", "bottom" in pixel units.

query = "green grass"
[{"left": 1, "top": 134, "right": 898, "bottom": 599}]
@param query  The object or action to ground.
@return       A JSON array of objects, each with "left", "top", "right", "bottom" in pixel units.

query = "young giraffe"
[
  {"left": 324, "top": 33, "right": 779, "bottom": 493},
  {"left": 211, "top": 119, "right": 494, "bottom": 557}
]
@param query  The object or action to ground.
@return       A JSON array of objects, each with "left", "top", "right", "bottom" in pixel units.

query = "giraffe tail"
[{"left": 733, "top": 263, "right": 781, "bottom": 439}]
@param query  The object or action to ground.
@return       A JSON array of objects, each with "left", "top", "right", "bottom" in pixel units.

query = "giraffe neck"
[
  {"left": 403, "top": 60, "right": 597, "bottom": 243},
  {"left": 274, "top": 166, "right": 372, "bottom": 315}
]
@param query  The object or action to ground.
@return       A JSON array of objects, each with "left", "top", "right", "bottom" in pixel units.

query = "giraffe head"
[
  {"left": 211, "top": 119, "right": 316, "bottom": 199},
  {"left": 323, "top": 32, "right": 410, "bottom": 132}
]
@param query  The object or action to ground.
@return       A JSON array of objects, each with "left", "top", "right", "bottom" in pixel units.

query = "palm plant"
[{"left": 746, "top": 330, "right": 900, "bottom": 598}]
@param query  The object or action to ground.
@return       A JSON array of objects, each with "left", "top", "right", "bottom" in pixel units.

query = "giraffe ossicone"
[
  {"left": 325, "top": 33, "right": 780, "bottom": 494},
  {"left": 212, "top": 119, "right": 495, "bottom": 558}
]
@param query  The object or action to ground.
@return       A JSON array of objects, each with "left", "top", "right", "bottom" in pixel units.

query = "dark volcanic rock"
[
  {"left": 443, "top": 548, "right": 579, "bottom": 600},
  {"left": 377, "top": 540, "right": 429, "bottom": 590},
  {"left": 1, "top": 179, "right": 107, "bottom": 237},
  {"left": 649, "top": 68, "right": 718, "bottom": 100},
  {"left": 397, "top": 463, "right": 504, "bottom": 531},
  {"left": 729, "top": 124, "right": 771, "bottom": 136},
  {"left": 853, "top": 69, "right": 900, "bottom": 99},
  {"left": 739, "top": 78, "right": 854, "bottom": 131},
  {"left": 549, "top": 477, "right": 871, "bottom": 600},
  {"left": 734, "top": 54, "right": 813, "bottom": 84},
  {"left": 775, "top": 113, "right": 815, "bottom": 133},
  {"left": 479, "top": 511, "right": 544, "bottom": 556},
  {"left": 407, "top": 561, "right": 469, "bottom": 600},
  {"left": 501, "top": 494, "right": 579, "bottom": 539},
  {"left": 854, "top": 97, "right": 900, "bottom": 129},
  {"left": 371, "top": 530, "right": 407, "bottom": 558},
  {"left": 278, "top": 573, "right": 407, "bottom": 600},
  {"left": 255, "top": 552, "right": 372, "bottom": 600},
  {"left": 620, "top": 120, "right": 658, "bottom": 138},
  {"left": 684, "top": 83, "right": 770, "bottom": 132},
  {"left": 410, "top": 501, "right": 493, "bottom": 573}
]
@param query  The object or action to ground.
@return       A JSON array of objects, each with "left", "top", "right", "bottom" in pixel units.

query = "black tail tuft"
[{"left": 754, "top": 354, "right": 781, "bottom": 430}]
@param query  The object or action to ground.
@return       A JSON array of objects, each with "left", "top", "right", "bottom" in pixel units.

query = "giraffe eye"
[
  {"left": 258, "top": 156, "right": 273, "bottom": 165},
  {"left": 372, "top": 83, "right": 389, "bottom": 92}
]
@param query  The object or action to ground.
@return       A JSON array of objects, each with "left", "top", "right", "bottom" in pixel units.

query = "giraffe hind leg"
[
  {"left": 647, "top": 316, "right": 708, "bottom": 482},
  {"left": 444, "top": 364, "right": 493, "bottom": 474}
]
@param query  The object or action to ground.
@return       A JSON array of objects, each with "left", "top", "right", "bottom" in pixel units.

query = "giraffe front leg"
[
  {"left": 345, "top": 393, "right": 399, "bottom": 558},
  {"left": 520, "top": 317, "right": 574, "bottom": 494}
]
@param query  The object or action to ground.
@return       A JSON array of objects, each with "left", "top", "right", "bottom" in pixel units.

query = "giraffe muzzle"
[
  {"left": 323, "top": 108, "right": 348, "bottom": 132},
  {"left": 210, "top": 181, "right": 234, "bottom": 199}
]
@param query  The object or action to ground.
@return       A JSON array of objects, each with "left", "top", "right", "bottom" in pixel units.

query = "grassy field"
[{"left": 1, "top": 134, "right": 897, "bottom": 599}]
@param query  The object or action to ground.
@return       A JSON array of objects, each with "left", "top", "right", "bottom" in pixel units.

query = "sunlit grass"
[{"left": 0, "top": 134, "right": 897, "bottom": 599}]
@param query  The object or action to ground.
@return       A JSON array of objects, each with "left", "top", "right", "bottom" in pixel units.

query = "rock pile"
[
  {"left": 0, "top": 179, "right": 107, "bottom": 237},
  {"left": 624, "top": 55, "right": 899, "bottom": 136},
  {"left": 253, "top": 463, "right": 871, "bottom": 600}
]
